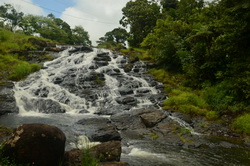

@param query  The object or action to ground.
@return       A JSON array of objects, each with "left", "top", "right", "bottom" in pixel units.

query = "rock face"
[
  {"left": 4, "top": 123, "right": 66, "bottom": 166},
  {"left": 0, "top": 82, "right": 18, "bottom": 116}
]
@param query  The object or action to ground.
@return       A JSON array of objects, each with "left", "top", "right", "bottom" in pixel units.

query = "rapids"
[{"left": 0, "top": 47, "right": 249, "bottom": 165}]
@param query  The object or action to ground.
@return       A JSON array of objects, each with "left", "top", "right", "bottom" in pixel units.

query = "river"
[{"left": 0, "top": 47, "right": 249, "bottom": 165}]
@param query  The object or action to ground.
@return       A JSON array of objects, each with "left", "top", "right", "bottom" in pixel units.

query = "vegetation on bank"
[
  {"left": 0, "top": 0, "right": 249, "bottom": 136},
  {"left": 0, "top": 28, "right": 52, "bottom": 83},
  {"left": 97, "top": 0, "right": 250, "bottom": 136}
]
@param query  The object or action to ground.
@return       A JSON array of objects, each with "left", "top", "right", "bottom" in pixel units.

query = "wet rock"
[
  {"left": 149, "top": 93, "right": 167, "bottom": 105},
  {"left": 25, "top": 99, "right": 66, "bottom": 113},
  {"left": 119, "top": 88, "right": 134, "bottom": 96},
  {"left": 4, "top": 123, "right": 66, "bottom": 166},
  {"left": 76, "top": 118, "right": 121, "bottom": 142},
  {"left": 116, "top": 96, "right": 138, "bottom": 106},
  {"left": 34, "top": 87, "right": 49, "bottom": 97},
  {"left": 0, "top": 83, "right": 18, "bottom": 116},
  {"left": 136, "top": 88, "right": 151, "bottom": 94},
  {"left": 140, "top": 111, "right": 167, "bottom": 128},
  {"left": 111, "top": 112, "right": 145, "bottom": 130},
  {"left": 90, "top": 141, "right": 121, "bottom": 162},
  {"left": 69, "top": 46, "right": 93, "bottom": 54},
  {"left": 53, "top": 77, "right": 64, "bottom": 84},
  {"left": 94, "top": 105, "right": 131, "bottom": 115}
]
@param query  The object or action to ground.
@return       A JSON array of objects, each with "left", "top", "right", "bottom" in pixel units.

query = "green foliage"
[
  {"left": 97, "top": 28, "right": 128, "bottom": 47},
  {"left": 232, "top": 114, "right": 250, "bottom": 135},
  {"left": 81, "top": 149, "right": 99, "bottom": 166},
  {"left": 202, "top": 80, "right": 249, "bottom": 114},
  {"left": 0, "top": 54, "right": 41, "bottom": 81},
  {"left": 72, "top": 26, "right": 92, "bottom": 46},
  {"left": 163, "top": 89, "right": 209, "bottom": 116},
  {"left": 9, "top": 62, "right": 41, "bottom": 81},
  {"left": 120, "top": 0, "right": 161, "bottom": 47}
]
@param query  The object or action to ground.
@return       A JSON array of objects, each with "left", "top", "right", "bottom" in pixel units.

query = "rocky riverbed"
[{"left": 0, "top": 46, "right": 249, "bottom": 165}]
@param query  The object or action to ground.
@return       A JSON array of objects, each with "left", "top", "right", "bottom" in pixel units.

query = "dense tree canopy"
[
  {"left": 0, "top": 4, "right": 91, "bottom": 45},
  {"left": 97, "top": 27, "right": 129, "bottom": 47},
  {"left": 120, "top": 0, "right": 161, "bottom": 47},
  {"left": 141, "top": 0, "right": 250, "bottom": 105}
]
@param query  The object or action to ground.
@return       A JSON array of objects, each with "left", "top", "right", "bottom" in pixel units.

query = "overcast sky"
[{"left": 0, "top": 0, "right": 213, "bottom": 45}]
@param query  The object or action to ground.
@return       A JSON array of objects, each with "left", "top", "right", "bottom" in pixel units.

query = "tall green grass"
[
  {"left": 232, "top": 114, "right": 250, "bottom": 135},
  {"left": 0, "top": 54, "right": 41, "bottom": 81}
]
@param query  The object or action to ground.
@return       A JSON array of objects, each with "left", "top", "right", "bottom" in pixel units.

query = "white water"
[{"left": 1, "top": 47, "right": 249, "bottom": 165}]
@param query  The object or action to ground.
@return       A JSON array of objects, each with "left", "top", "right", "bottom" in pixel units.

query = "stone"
[
  {"left": 140, "top": 111, "right": 168, "bottom": 128},
  {"left": 4, "top": 123, "right": 66, "bottom": 166},
  {"left": 64, "top": 141, "right": 124, "bottom": 166},
  {"left": 90, "top": 141, "right": 121, "bottom": 162},
  {"left": 77, "top": 118, "right": 121, "bottom": 142},
  {"left": 64, "top": 149, "right": 82, "bottom": 166},
  {"left": 0, "top": 83, "right": 19, "bottom": 116},
  {"left": 116, "top": 96, "right": 138, "bottom": 106}
]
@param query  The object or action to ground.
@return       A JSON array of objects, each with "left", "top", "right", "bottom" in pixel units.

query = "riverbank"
[{"left": 115, "top": 47, "right": 250, "bottom": 140}]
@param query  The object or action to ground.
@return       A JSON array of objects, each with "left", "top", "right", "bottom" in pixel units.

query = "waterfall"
[{"left": 14, "top": 47, "right": 163, "bottom": 115}]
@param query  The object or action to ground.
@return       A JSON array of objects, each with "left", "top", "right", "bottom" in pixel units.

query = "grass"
[
  {"left": 232, "top": 114, "right": 250, "bottom": 135},
  {"left": 0, "top": 54, "right": 41, "bottom": 81}
]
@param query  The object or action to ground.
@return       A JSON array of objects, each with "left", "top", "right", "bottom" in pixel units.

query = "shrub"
[
  {"left": 163, "top": 89, "right": 209, "bottom": 116},
  {"left": 232, "top": 114, "right": 250, "bottom": 135},
  {"left": 8, "top": 61, "right": 41, "bottom": 81}
]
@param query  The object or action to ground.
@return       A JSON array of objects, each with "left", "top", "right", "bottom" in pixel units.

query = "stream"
[{"left": 0, "top": 47, "right": 249, "bottom": 165}]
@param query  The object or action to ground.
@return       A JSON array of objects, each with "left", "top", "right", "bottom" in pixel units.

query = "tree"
[
  {"left": 19, "top": 14, "right": 41, "bottom": 35},
  {"left": 141, "top": 17, "right": 191, "bottom": 71},
  {"left": 160, "top": 0, "right": 178, "bottom": 10},
  {"left": 120, "top": 0, "right": 161, "bottom": 47},
  {"left": 97, "top": 28, "right": 129, "bottom": 47},
  {"left": 177, "top": 0, "right": 204, "bottom": 22},
  {"left": 72, "top": 26, "right": 91, "bottom": 46},
  {"left": 0, "top": 4, "right": 24, "bottom": 32}
]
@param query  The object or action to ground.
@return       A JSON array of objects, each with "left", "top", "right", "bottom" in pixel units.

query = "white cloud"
[
  {"left": 61, "top": 0, "right": 130, "bottom": 46},
  {"left": 0, "top": 0, "right": 44, "bottom": 15}
]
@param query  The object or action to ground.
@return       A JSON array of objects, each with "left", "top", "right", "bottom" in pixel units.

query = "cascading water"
[{"left": 0, "top": 47, "right": 249, "bottom": 165}]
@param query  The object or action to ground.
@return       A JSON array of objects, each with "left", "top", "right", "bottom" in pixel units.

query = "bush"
[
  {"left": 163, "top": 89, "right": 209, "bottom": 116},
  {"left": 232, "top": 114, "right": 250, "bottom": 135},
  {"left": 202, "top": 80, "right": 248, "bottom": 113},
  {"left": 9, "top": 62, "right": 41, "bottom": 81}
]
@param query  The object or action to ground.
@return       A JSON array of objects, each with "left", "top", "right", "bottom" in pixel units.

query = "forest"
[{"left": 0, "top": 0, "right": 249, "bottom": 134}]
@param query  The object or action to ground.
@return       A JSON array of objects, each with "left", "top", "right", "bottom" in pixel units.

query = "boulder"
[
  {"left": 64, "top": 149, "right": 82, "bottom": 166},
  {"left": 4, "top": 123, "right": 66, "bottom": 166},
  {"left": 76, "top": 118, "right": 121, "bottom": 142},
  {"left": 140, "top": 111, "right": 167, "bottom": 128},
  {"left": 64, "top": 141, "right": 124, "bottom": 166},
  {"left": 90, "top": 141, "right": 121, "bottom": 162}
]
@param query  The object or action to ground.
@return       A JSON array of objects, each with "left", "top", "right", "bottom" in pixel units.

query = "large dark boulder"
[{"left": 4, "top": 123, "right": 66, "bottom": 166}]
